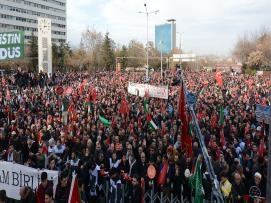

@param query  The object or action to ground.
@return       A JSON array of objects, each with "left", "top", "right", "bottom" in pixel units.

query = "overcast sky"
[{"left": 66, "top": 0, "right": 271, "bottom": 56}]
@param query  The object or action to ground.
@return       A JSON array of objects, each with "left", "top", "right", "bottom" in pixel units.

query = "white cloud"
[{"left": 67, "top": 0, "right": 271, "bottom": 55}]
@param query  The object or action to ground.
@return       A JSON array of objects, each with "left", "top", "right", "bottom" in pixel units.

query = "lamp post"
[
  {"left": 159, "top": 40, "right": 163, "bottom": 78},
  {"left": 177, "top": 32, "right": 184, "bottom": 52},
  {"left": 139, "top": 4, "right": 159, "bottom": 80}
]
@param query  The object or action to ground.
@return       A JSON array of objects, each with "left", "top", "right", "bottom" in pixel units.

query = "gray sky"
[{"left": 67, "top": 0, "right": 271, "bottom": 56}]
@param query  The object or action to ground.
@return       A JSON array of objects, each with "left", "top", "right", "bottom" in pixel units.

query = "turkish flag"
[
  {"left": 119, "top": 97, "right": 129, "bottom": 115},
  {"left": 158, "top": 162, "right": 168, "bottom": 186},
  {"left": 178, "top": 82, "right": 193, "bottom": 158},
  {"left": 215, "top": 71, "right": 223, "bottom": 87},
  {"left": 68, "top": 175, "right": 81, "bottom": 203}
]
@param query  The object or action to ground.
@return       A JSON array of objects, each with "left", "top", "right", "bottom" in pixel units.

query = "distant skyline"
[{"left": 67, "top": 0, "right": 271, "bottom": 56}]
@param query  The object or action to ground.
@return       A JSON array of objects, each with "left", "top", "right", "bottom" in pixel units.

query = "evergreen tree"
[
  {"left": 101, "top": 32, "right": 115, "bottom": 70},
  {"left": 120, "top": 45, "right": 128, "bottom": 70},
  {"left": 29, "top": 32, "right": 38, "bottom": 72}
]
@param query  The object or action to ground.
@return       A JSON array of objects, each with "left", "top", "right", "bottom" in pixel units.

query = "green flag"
[
  {"left": 190, "top": 159, "right": 204, "bottom": 203},
  {"left": 99, "top": 115, "right": 111, "bottom": 127},
  {"left": 143, "top": 99, "right": 149, "bottom": 113},
  {"left": 199, "top": 87, "right": 205, "bottom": 96},
  {"left": 219, "top": 105, "right": 224, "bottom": 126}
]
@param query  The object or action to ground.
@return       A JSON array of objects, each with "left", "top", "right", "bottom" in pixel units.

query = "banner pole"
[{"left": 267, "top": 104, "right": 271, "bottom": 203}]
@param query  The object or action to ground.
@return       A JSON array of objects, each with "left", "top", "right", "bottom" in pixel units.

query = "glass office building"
[
  {"left": 0, "top": 0, "right": 66, "bottom": 44},
  {"left": 155, "top": 22, "right": 176, "bottom": 54}
]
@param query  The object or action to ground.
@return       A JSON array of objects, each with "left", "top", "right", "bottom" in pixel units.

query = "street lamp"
[
  {"left": 139, "top": 3, "right": 159, "bottom": 80},
  {"left": 177, "top": 32, "right": 184, "bottom": 51},
  {"left": 159, "top": 40, "right": 163, "bottom": 78}
]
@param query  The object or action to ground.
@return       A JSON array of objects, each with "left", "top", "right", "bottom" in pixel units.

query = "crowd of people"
[{"left": 0, "top": 68, "right": 269, "bottom": 203}]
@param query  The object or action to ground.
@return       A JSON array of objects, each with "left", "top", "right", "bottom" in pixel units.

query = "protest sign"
[
  {"left": 128, "top": 82, "right": 168, "bottom": 99},
  {"left": 0, "top": 31, "right": 24, "bottom": 60},
  {"left": 0, "top": 161, "right": 58, "bottom": 200},
  {"left": 255, "top": 104, "right": 271, "bottom": 124}
]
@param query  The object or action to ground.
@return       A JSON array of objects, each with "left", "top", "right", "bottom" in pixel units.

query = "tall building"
[
  {"left": 0, "top": 0, "right": 66, "bottom": 44},
  {"left": 155, "top": 19, "right": 176, "bottom": 54}
]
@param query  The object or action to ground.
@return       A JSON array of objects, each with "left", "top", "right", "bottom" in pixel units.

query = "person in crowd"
[
  {"left": 19, "top": 186, "right": 35, "bottom": 203},
  {"left": 108, "top": 168, "right": 122, "bottom": 203},
  {"left": 44, "top": 189, "right": 54, "bottom": 203},
  {"left": 220, "top": 171, "right": 232, "bottom": 202},
  {"left": 55, "top": 172, "right": 70, "bottom": 203},
  {"left": 248, "top": 172, "right": 266, "bottom": 202},
  {"left": 0, "top": 190, "right": 11, "bottom": 203},
  {"left": 4, "top": 144, "right": 21, "bottom": 163},
  {"left": 231, "top": 172, "right": 246, "bottom": 203},
  {"left": 36, "top": 172, "right": 53, "bottom": 203},
  {"left": 0, "top": 69, "right": 269, "bottom": 203},
  {"left": 127, "top": 174, "right": 142, "bottom": 203}
]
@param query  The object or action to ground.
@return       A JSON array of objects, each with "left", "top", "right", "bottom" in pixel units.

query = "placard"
[
  {"left": 128, "top": 82, "right": 168, "bottom": 99},
  {"left": 0, "top": 161, "right": 58, "bottom": 200}
]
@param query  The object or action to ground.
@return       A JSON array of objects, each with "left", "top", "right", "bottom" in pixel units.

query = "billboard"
[
  {"left": 0, "top": 31, "right": 24, "bottom": 60},
  {"left": 38, "top": 18, "right": 52, "bottom": 75},
  {"left": 155, "top": 24, "right": 172, "bottom": 54}
]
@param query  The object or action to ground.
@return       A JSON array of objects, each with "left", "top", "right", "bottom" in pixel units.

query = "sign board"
[
  {"left": 38, "top": 18, "right": 52, "bottom": 76},
  {"left": 255, "top": 104, "right": 271, "bottom": 124},
  {"left": 172, "top": 53, "right": 196, "bottom": 62},
  {"left": 0, "top": 161, "right": 58, "bottom": 200},
  {"left": 0, "top": 31, "right": 24, "bottom": 60},
  {"left": 128, "top": 82, "right": 169, "bottom": 99},
  {"left": 187, "top": 92, "right": 196, "bottom": 105},
  {"left": 147, "top": 164, "right": 156, "bottom": 179}
]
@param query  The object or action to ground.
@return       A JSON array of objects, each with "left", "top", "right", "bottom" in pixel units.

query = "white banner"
[
  {"left": 128, "top": 82, "right": 168, "bottom": 99},
  {"left": 0, "top": 161, "right": 58, "bottom": 200},
  {"left": 38, "top": 18, "right": 52, "bottom": 76}
]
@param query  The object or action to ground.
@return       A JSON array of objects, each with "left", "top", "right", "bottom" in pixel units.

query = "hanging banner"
[
  {"left": 38, "top": 18, "right": 52, "bottom": 76},
  {"left": 0, "top": 31, "right": 24, "bottom": 60},
  {"left": 255, "top": 104, "right": 271, "bottom": 124},
  {"left": 128, "top": 82, "right": 168, "bottom": 99},
  {"left": 0, "top": 161, "right": 58, "bottom": 200}
]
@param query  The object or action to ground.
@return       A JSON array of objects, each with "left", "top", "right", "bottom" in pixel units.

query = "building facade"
[
  {"left": 155, "top": 21, "right": 176, "bottom": 54},
  {"left": 0, "top": 0, "right": 66, "bottom": 44}
]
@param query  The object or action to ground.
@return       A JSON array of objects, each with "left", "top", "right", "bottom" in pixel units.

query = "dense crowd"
[{"left": 0, "top": 68, "right": 270, "bottom": 203}]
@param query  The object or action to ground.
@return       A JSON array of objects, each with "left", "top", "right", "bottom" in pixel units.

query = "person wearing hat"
[
  {"left": 247, "top": 172, "right": 266, "bottom": 202},
  {"left": 36, "top": 172, "right": 53, "bottom": 203}
]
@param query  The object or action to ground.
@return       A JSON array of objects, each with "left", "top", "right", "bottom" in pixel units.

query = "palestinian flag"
[
  {"left": 99, "top": 115, "right": 111, "bottom": 127},
  {"left": 143, "top": 99, "right": 158, "bottom": 130},
  {"left": 68, "top": 175, "right": 81, "bottom": 203}
]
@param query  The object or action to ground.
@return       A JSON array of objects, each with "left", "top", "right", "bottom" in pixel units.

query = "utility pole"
[
  {"left": 267, "top": 104, "right": 271, "bottom": 203},
  {"left": 160, "top": 40, "right": 163, "bottom": 78},
  {"left": 139, "top": 4, "right": 159, "bottom": 80}
]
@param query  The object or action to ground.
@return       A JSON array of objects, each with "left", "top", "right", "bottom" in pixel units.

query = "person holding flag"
[{"left": 189, "top": 155, "right": 204, "bottom": 203}]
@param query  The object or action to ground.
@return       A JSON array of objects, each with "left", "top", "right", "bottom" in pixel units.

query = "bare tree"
[
  {"left": 80, "top": 27, "right": 104, "bottom": 69},
  {"left": 232, "top": 28, "right": 271, "bottom": 69}
]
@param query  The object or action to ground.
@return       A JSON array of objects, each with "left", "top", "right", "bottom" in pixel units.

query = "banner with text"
[
  {"left": 128, "top": 82, "right": 168, "bottom": 99},
  {"left": 0, "top": 31, "right": 24, "bottom": 60},
  {"left": 0, "top": 161, "right": 58, "bottom": 200},
  {"left": 255, "top": 104, "right": 271, "bottom": 124}
]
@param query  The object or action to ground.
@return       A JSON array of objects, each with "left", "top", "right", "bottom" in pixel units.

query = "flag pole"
[
  {"left": 180, "top": 71, "right": 224, "bottom": 203},
  {"left": 267, "top": 104, "right": 271, "bottom": 203}
]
